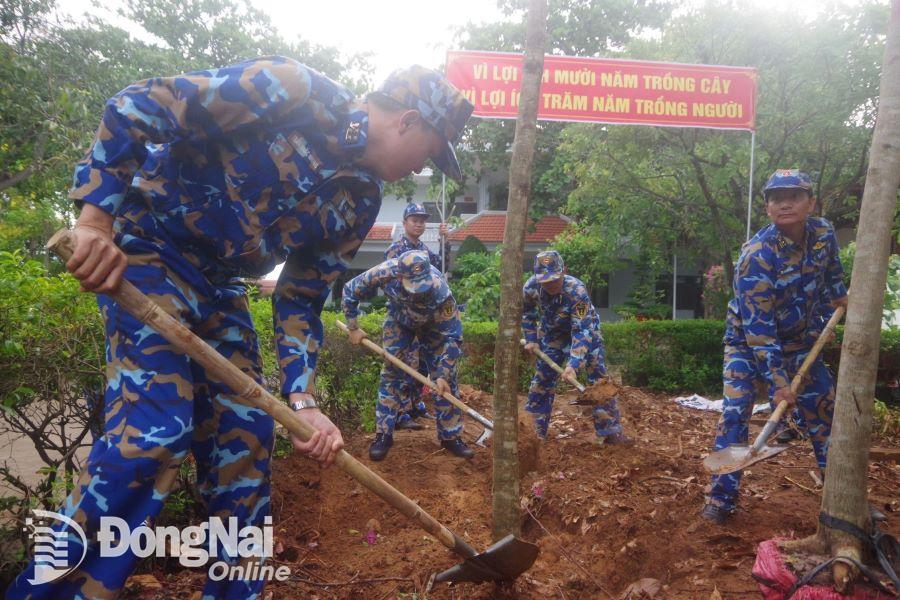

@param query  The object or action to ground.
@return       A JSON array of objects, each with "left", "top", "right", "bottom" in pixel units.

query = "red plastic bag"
[{"left": 753, "top": 539, "right": 893, "bottom": 600}]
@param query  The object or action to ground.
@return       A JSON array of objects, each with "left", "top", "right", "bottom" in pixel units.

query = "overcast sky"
[
  {"left": 53, "top": 0, "right": 853, "bottom": 83},
  {"left": 54, "top": 0, "right": 506, "bottom": 82}
]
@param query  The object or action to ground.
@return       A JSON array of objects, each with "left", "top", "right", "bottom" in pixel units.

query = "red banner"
[{"left": 446, "top": 50, "right": 757, "bottom": 131}]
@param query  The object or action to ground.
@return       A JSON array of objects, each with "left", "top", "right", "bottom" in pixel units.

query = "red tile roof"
[
  {"left": 447, "top": 213, "right": 570, "bottom": 243},
  {"left": 365, "top": 224, "right": 394, "bottom": 241}
]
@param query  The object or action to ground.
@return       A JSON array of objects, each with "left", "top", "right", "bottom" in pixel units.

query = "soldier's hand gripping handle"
[
  {"left": 68, "top": 204, "right": 128, "bottom": 294},
  {"left": 348, "top": 328, "right": 367, "bottom": 346}
]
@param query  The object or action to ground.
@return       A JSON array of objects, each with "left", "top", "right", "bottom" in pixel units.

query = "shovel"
[
  {"left": 336, "top": 320, "right": 493, "bottom": 446},
  {"left": 47, "top": 229, "right": 537, "bottom": 584},
  {"left": 703, "top": 305, "right": 845, "bottom": 475},
  {"left": 519, "top": 339, "right": 606, "bottom": 406}
]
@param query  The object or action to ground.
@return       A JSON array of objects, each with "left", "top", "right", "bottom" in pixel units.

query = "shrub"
[
  {"left": 455, "top": 235, "right": 488, "bottom": 258},
  {"left": 824, "top": 326, "right": 899, "bottom": 406},
  {"left": 452, "top": 250, "right": 494, "bottom": 279},
  {"left": 701, "top": 265, "right": 730, "bottom": 320},
  {"left": 452, "top": 249, "right": 503, "bottom": 321},
  {"left": 0, "top": 251, "right": 109, "bottom": 582},
  {"left": 457, "top": 320, "right": 533, "bottom": 392},
  {"left": 0, "top": 251, "right": 106, "bottom": 508},
  {"left": 839, "top": 242, "right": 900, "bottom": 328},
  {"left": 602, "top": 319, "right": 725, "bottom": 393}
]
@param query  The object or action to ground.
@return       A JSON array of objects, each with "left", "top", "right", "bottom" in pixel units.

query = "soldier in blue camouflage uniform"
[
  {"left": 9, "top": 58, "right": 472, "bottom": 598},
  {"left": 386, "top": 203, "right": 445, "bottom": 268},
  {"left": 385, "top": 202, "right": 446, "bottom": 429},
  {"left": 700, "top": 170, "right": 848, "bottom": 525},
  {"left": 342, "top": 251, "right": 473, "bottom": 461},
  {"left": 522, "top": 251, "right": 630, "bottom": 444}
]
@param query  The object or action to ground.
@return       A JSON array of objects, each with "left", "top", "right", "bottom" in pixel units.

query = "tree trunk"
[
  {"left": 817, "top": 0, "right": 900, "bottom": 591},
  {"left": 491, "top": 0, "right": 548, "bottom": 541}
]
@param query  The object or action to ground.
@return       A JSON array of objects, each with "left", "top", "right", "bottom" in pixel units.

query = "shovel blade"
[
  {"left": 433, "top": 534, "right": 539, "bottom": 584},
  {"left": 568, "top": 395, "right": 593, "bottom": 406},
  {"left": 703, "top": 444, "right": 792, "bottom": 475}
]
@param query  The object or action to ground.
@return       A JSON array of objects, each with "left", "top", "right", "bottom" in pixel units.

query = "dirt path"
[{"left": 143, "top": 386, "right": 899, "bottom": 599}]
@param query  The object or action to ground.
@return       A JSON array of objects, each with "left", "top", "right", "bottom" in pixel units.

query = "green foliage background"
[{"left": 6, "top": 258, "right": 896, "bottom": 428}]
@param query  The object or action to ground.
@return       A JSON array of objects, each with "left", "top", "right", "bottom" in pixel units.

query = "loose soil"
[{"left": 137, "top": 385, "right": 899, "bottom": 599}]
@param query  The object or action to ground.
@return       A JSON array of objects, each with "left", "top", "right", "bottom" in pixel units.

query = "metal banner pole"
[
  {"left": 672, "top": 253, "right": 678, "bottom": 320},
  {"left": 745, "top": 130, "right": 756, "bottom": 241},
  {"left": 441, "top": 173, "right": 447, "bottom": 273}
]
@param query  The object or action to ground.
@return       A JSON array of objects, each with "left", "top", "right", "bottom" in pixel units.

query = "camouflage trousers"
[
  {"left": 377, "top": 314, "right": 461, "bottom": 440},
  {"left": 706, "top": 344, "right": 835, "bottom": 512},
  {"left": 525, "top": 336, "right": 621, "bottom": 439},
  {"left": 9, "top": 214, "right": 274, "bottom": 599},
  {"left": 395, "top": 338, "right": 430, "bottom": 426}
]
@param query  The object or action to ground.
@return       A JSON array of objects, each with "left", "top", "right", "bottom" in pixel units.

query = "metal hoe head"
[
  {"left": 703, "top": 443, "right": 792, "bottom": 475},
  {"left": 474, "top": 427, "right": 492, "bottom": 447},
  {"left": 432, "top": 534, "right": 539, "bottom": 584}
]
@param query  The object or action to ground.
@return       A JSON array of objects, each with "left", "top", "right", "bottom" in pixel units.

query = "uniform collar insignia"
[
  {"left": 345, "top": 120, "right": 361, "bottom": 144},
  {"left": 338, "top": 109, "right": 369, "bottom": 157}
]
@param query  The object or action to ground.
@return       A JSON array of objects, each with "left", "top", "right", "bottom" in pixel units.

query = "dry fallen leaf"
[{"left": 618, "top": 577, "right": 661, "bottom": 599}]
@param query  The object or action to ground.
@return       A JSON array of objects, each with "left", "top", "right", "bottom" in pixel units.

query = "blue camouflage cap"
[
  {"left": 398, "top": 250, "right": 435, "bottom": 294},
  {"left": 375, "top": 65, "right": 474, "bottom": 183},
  {"left": 763, "top": 169, "right": 813, "bottom": 199},
  {"left": 534, "top": 250, "right": 565, "bottom": 284},
  {"left": 403, "top": 203, "right": 429, "bottom": 220}
]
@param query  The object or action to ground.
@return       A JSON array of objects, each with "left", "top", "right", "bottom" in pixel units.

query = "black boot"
[
  {"left": 699, "top": 503, "right": 731, "bottom": 525},
  {"left": 774, "top": 427, "right": 801, "bottom": 444},
  {"left": 369, "top": 433, "right": 393, "bottom": 461},
  {"left": 395, "top": 416, "right": 424, "bottom": 430},
  {"left": 441, "top": 437, "right": 475, "bottom": 459},
  {"left": 409, "top": 405, "right": 433, "bottom": 420}
]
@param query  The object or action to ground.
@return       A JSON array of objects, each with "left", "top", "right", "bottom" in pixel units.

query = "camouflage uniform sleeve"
[
  {"left": 341, "top": 260, "right": 398, "bottom": 324},
  {"left": 735, "top": 248, "right": 791, "bottom": 390},
  {"left": 428, "top": 247, "right": 443, "bottom": 271},
  {"left": 824, "top": 228, "right": 848, "bottom": 303},
  {"left": 433, "top": 300, "right": 463, "bottom": 383},
  {"left": 274, "top": 204, "right": 379, "bottom": 396},
  {"left": 567, "top": 284, "right": 593, "bottom": 372},
  {"left": 522, "top": 278, "right": 540, "bottom": 344},
  {"left": 70, "top": 56, "right": 320, "bottom": 216},
  {"left": 384, "top": 240, "right": 402, "bottom": 261}
]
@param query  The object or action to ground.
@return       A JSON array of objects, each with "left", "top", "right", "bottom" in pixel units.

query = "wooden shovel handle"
[
  {"left": 335, "top": 320, "right": 493, "bottom": 431},
  {"left": 519, "top": 338, "right": 586, "bottom": 393},
  {"left": 751, "top": 305, "right": 845, "bottom": 454},
  {"left": 46, "top": 229, "right": 477, "bottom": 560}
]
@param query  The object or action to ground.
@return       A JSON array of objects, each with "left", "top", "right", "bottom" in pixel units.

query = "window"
[
  {"left": 592, "top": 274, "right": 610, "bottom": 308},
  {"left": 656, "top": 275, "right": 702, "bottom": 315}
]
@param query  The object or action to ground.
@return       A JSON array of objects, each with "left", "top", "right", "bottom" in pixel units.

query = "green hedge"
[
  {"left": 251, "top": 310, "right": 898, "bottom": 409},
  {"left": 602, "top": 319, "right": 726, "bottom": 394},
  {"left": 827, "top": 325, "right": 899, "bottom": 404}
]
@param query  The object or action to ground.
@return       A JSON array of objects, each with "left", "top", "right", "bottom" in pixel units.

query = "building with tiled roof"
[
  {"left": 365, "top": 224, "right": 395, "bottom": 241},
  {"left": 447, "top": 211, "right": 570, "bottom": 246},
  {"left": 256, "top": 167, "right": 704, "bottom": 320}
]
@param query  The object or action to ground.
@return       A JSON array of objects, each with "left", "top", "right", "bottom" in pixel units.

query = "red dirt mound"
[{"left": 132, "top": 385, "right": 899, "bottom": 599}]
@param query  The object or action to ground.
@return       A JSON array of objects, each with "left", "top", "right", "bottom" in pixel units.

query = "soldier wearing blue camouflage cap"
[
  {"left": 700, "top": 169, "right": 848, "bottom": 525},
  {"left": 388, "top": 203, "right": 447, "bottom": 271},
  {"left": 342, "top": 251, "right": 472, "bottom": 461},
  {"left": 385, "top": 202, "right": 448, "bottom": 429},
  {"left": 11, "top": 56, "right": 473, "bottom": 598},
  {"left": 522, "top": 251, "right": 631, "bottom": 444}
]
